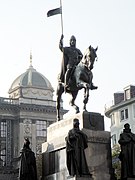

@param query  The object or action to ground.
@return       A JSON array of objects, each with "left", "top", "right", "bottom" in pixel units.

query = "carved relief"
[
  {"left": 22, "top": 88, "right": 52, "bottom": 98},
  {"left": 23, "top": 119, "right": 32, "bottom": 136},
  {"left": 36, "top": 143, "right": 42, "bottom": 154}
]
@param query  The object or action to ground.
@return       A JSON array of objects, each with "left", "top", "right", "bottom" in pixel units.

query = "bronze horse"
[{"left": 56, "top": 45, "right": 98, "bottom": 121}]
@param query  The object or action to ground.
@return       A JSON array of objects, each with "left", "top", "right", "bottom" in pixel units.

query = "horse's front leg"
[
  {"left": 69, "top": 91, "right": 80, "bottom": 114},
  {"left": 56, "top": 83, "right": 64, "bottom": 121},
  {"left": 83, "top": 86, "right": 89, "bottom": 111}
]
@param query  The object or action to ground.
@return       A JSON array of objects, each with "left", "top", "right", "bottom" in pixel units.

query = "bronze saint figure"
[
  {"left": 19, "top": 138, "right": 37, "bottom": 180},
  {"left": 65, "top": 118, "right": 91, "bottom": 177},
  {"left": 118, "top": 123, "right": 135, "bottom": 179}
]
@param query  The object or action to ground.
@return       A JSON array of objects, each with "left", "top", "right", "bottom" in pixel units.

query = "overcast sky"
[{"left": 0, "top": 0, "right": 135, "bottom": 130}]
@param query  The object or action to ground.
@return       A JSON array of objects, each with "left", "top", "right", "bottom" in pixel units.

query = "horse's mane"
[
  {"left": 81, "top": 47, "right": 90, "bottom": 65},
  {"left": 81, "top": 46, "right": 97, "bottom": 65}
]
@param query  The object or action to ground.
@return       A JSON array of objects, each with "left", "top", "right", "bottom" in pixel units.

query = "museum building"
[
  {"left": 0, "top": 55, "right": 66, "bottom": 172},
  {"left": 105, "top": 85, "right": 135, "bottom": 146}
]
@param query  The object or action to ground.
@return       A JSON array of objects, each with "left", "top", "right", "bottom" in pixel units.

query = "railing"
[
  {"left": 0, "top": 97, "right": 18, "bottom": 105},
  {"left": 104, "top": 100, "right": 114, "bottom": 112}
]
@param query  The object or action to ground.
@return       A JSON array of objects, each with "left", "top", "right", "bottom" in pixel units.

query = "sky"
[{"left": 0, "top": 0, "right": 135, "bottom": 130}]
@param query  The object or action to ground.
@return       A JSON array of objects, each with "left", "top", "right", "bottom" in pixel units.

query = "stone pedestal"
[{"left": 42, "top": 112, "right": 113, "bottom": 180}]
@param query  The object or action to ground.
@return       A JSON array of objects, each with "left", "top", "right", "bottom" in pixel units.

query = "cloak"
[{"left": 66, "top": 128, "right": 90, "bottom": 177}]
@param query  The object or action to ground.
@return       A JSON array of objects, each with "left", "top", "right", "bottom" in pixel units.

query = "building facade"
[
  {"left": 0, "top": 56, "right": 66, "bottom": 173},
  {"left": 105, "top": 85, "right": 135, "bottom": 146}
]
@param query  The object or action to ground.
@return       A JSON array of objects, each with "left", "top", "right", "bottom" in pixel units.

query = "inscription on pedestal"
[{"left": 88, "top": 136, "right": 109, "bottom": 143}]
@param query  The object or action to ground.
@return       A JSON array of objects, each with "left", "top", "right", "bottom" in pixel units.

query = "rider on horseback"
[
  {"left": 59, "top": 35, "right": 97, "bottom": 91},
  {"left": 59, "top": 34, "right": 83, "bottom": 91},
  {"left": 57, "top": 41, "right": 98, "bottom": 120}
]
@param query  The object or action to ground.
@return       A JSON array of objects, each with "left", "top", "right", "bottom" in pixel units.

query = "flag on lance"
[{"left": 47, "top": 7, "right": 62, "bottom": 17}]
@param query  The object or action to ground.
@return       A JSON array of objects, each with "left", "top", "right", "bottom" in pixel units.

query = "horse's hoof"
[
  {"left": 76, "top": 108, "right": 80, "bottom": 114},
  {"left": 57, "top": 117, "right": 60, "bottom": 121}
]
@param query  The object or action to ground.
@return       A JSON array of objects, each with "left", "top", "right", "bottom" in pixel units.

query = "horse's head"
[{"left": 82, "top": 45, "right": 98, "bottom": 70}]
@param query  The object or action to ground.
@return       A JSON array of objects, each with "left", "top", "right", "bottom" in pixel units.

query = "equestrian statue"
[{"left": 56, "top": 34, "right": 98, "bottom": 121}]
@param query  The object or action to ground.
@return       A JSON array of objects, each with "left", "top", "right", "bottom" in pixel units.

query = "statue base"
[{"left": 42, "top": 112, "right": 113, "bottom": 180}]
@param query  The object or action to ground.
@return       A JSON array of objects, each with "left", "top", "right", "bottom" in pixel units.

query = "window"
[
  {"left": 133, "top": 104, "right": 135, "bottom": 118},
  {"left": 120, "top": 110, "right": 124, "bottom": 121},
  {"left": 120, "top": 108, "right": 128, "bottom": 121},
  {"left": 111, "top": 113, "right": 115, "bottom": 126},
  {"left": 125, "top": 89, "right": 130, "bottom": 100},
  {"left": 112, "top": 134, "right": 116, "bottom": 146},
  {"left": 1, "top": 121, "right": 7, "bottom": 137},
  {"left": 36, "top": 120, "right": 47, "bottom": 137},
  {"left": 0, "top": 120, "right": 7, "bottom": 166},
  {"left": 125, "top": 109, "right": 128, "bottom": 119},
  {"left": 0, "top": 149, "right": 6, "bottom": 166}
]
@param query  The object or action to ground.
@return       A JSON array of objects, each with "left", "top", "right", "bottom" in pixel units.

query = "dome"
[
  {"left": 9, "top": 65, "right": 53, "bottom": 91},
  {"left": 9, "top": 65, "right": 53, "bottom": 92},
  {"left": 8, "top": 54, "right": 54, "bottom": 101}
]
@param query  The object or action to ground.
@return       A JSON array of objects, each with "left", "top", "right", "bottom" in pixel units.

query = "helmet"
[
  {"left": 70, "top": 35, "right": 76, "bottom": 46},
  {"left": 70, "top": 35, "right": 76, "bottom": 41}
]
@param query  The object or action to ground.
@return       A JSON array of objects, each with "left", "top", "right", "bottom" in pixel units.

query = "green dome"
[{"left": 9, "top": 65, "right": 53, "bottom": 92}]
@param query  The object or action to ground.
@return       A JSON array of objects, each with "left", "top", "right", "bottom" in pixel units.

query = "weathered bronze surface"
[
  {"left": 65, "top": 118, "right": 91, "bottom": 177},
  {"left": 19, "top": 138, "right": 37, "bottom": 180},
  {"left": 56, "top": 35, "right": 98, "bottom": 121},
  {"left": 118, "top": 123, "right": 135, "bottom": 179}
]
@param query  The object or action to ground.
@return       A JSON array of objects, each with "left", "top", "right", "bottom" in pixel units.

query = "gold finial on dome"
[{"left": 30, "top": 50, "right": 33, "bottom": 67}]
